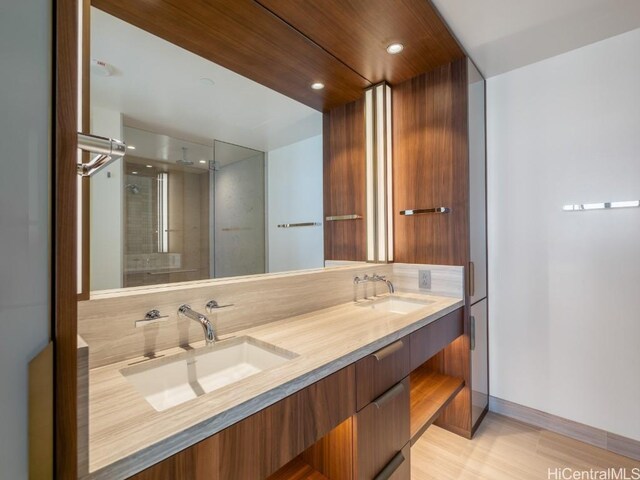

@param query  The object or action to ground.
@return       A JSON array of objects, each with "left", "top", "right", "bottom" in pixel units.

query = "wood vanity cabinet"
[
  {"left": 129, "top": 366, "right": 356, "bottom": 480},
  {"left": 129, "top": 307, "right": 466, "bottom": 480},
  {"left": 392, "top": 57, "right": 488, "bottom": 437}
]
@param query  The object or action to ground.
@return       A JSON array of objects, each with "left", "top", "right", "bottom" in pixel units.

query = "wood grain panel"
[
  {"left": 91, "top": 0, "right": 370, "bottom": 111},
  {"left": 355, "top": 339, "right": 410, "bottom": 411},
  {"left": 409, "top": 307, "right": 464, "bottom": 371},
  {"left": 55, "top": 0, "right": 79, "bottom": 477},
  {"left": 392, "top": 58, "right": 469, "bottom": 266},
  {"left": 409, "top": 369, "right": 464, "bottom": 443},
  {"left": 267, "top": 457, "right": 330, "bottom": 480},
  {"left": 354, "top": 378, "right": 410, "bottom": 480},
  {"left": 302, "top": 418, "right": 354, "bottom": 480},
  {"left": 256, "top": 0, "right": 464, "bottom": 86},
  {"left": 323, "top": 98, "right": 367, "bottom": 261}
]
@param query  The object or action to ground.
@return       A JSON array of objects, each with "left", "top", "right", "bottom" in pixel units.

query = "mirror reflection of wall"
[{"left": 89, "top": 6, "right": 324, "bottom": 291}]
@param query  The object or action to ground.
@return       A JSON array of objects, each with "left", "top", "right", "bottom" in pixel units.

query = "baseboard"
[{"left": 489, "top": 396, "right": 640, "bottom": 461}]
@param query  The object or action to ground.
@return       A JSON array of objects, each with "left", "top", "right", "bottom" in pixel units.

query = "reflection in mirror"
[{"left": 89, "top": 7, "right": 324, "bottom": 291}]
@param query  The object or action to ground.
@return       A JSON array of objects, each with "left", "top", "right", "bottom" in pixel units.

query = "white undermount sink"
[
  {"left": 359, "top": 296, "right": 433, "bottom": 314},
  {"left": 121, "top": 336, "right": 297, "bottom": 412}
]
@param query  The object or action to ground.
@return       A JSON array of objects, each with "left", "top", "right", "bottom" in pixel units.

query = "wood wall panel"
[
  {"left": 392, "top": 58, "right": 469, "bottom": 266},
  {"left": 256, "top": 0, "right": 464, "bottom": 86},
  {"left": 91, "top": 0, "right": 370, "bottom": 111},
  {"left": 323, "top": 98, "right": 367, "bottom": 261},
  {"left": 55, "top": 0, "right": 79, "bottom": 477}
]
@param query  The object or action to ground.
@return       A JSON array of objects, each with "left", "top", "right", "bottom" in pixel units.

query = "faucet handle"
[{"left": 206, "top": 299, "right": 234, "bottom": 313}]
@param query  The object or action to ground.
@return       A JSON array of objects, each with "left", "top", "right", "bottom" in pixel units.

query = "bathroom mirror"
[{"left": 89, "top": 7, "right": 325, "bottom": 291}]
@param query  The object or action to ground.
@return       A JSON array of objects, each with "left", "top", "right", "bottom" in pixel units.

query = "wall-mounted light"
[
  {"left": 127, "top": 145, "right": 136, "bottom": 150},
  {"left": 311, "top": 82, "right": 325, "bottom": 90},
  {"left": 365, "top": 82, "right": 394, "bottom": 263},
  {"left": 386, "top": 43, "right": 404, "bottom": 54}
]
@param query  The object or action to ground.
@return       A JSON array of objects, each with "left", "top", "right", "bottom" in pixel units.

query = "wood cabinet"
[
  {"left": 355, "top": 339, "right": 410, "bottom": 411},
  {"left": 130, "top": 366, "right": 356, "bottom": 480},
  {"left": 129, "top": 307, "right": 467, "bottom": 479},
  {"left": 391, "top": 57, "right": 488, "bottom": 437},
  {"left": 323, "top": 98, "right": 367, "bottom": 262},
  {"left": 354, "top": 378, "right": 410, "bottom": 480}
]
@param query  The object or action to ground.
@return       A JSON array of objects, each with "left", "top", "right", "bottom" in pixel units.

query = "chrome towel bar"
[
  {"left": 325, "top": 214, "right": 363, "bottom": 221},
  {"left": 277, "top": 222, "right": 322, "bottom": 228},
  {"left": 563, "top": 200, "right": 639, "bottom": 211},
  {"left": 400, "top": 207, "right": 450, "bottom": 215},
  {"left": 77, "top": 132, "right": 127, "bottom": 176}
]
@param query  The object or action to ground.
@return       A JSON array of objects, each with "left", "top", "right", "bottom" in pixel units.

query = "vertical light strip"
[
  {"left": 365, "top": 89, "right": 376, "bottom": 261},
  {"left": 157, "top": 172, "right": 169, "bottom": 253},
  {"left": 76, "top": 0, "right": 84, "bottom": 293},
  {"left": 385, "top": 84, "right": 394, "bottom": 262},
  {"left": 375, "top": 85, "right": 387, "bottom": 261}
]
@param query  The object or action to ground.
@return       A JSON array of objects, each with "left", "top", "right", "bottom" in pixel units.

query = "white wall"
[
  {"left": 487, "top": 28, "right": 640, "bottom": 441},
  {"left": 0, "top": 2, "right": 52, "bottom": 479},
  {"left": 90, "top": 107, "right": 124, "bottom": 290},
  {"left": 267, "top": 135, "right": 324, "bottom": 273}
]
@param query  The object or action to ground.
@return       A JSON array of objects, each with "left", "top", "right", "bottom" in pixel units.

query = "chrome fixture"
[
  {"left": 176, "top": 147, "right": 194, "bottom": 165},
  {"left": 562, "top": 200, "right": 639, "bottom": 212},
  {"left": 277, "top": 222, "right": 322, "bottom": 228},
  {"left": 134, "top": 309, "right": 169, "bottom": 328},
  {"left": 353, "top": 274, "right": 395, "bottom": 294},
  {"left": 205, "top": 299, "right": 234, "bottom": 312},
  {"left": 371, "top": 274, "right": 395, "bottom": 294},
  {"left": 178, "top": 304, "right": 218, "bottom": 344},
  {"left": 125, "top": 183, "right": 141, "bottom": 195},
  {"left": 400, "top": 207, "right": 450, "bottom": 215},
  {"left": 325, "top": 214, "right": 363, "bottom": 221},
  {"left": 77, "top": 132, "right": 127, "bottom": 176}
]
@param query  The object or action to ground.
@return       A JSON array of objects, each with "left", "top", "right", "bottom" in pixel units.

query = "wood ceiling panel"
[
  {"left": 92, "top": 0, "right": 371, "bottom": 111},
  {"left": 256, "top": 0, "right": 465, "bottom": 85}
]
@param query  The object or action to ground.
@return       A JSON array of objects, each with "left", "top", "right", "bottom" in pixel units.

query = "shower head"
[
  {"left": 176, "top": 146, "right": 193, "bottom": 165},
  {"left": 125, "top": 183, "right": 141, "bottom": 195}
]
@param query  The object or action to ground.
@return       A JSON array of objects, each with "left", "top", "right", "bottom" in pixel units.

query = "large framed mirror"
[{"left": 88, "top": 7, "right": 326, "bottom": 291}]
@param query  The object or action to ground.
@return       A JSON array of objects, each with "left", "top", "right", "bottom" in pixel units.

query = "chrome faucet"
[
  {"left": 353, "top": 274, "right": 395, "bottom": 294},
  {"left": 371, "top": 274, "right": 395, "bottom": 294},
  {"left": 178, "top": 304, "right": 218, "bottom": 345}
]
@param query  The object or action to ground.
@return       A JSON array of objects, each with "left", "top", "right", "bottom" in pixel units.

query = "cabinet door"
[
  {"left": 323, "top": 98, "right": 367, "bottom": 261},
  {"left": 470, "top": 298, "right": 488, "bottom": 427},
  {"left": 468, "top": 59, "right": 487, "bottom": 303}
]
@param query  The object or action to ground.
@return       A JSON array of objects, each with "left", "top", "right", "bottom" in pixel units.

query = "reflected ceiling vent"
[{"left": 176, "top": 147, "right": 193, "bottom": 165}]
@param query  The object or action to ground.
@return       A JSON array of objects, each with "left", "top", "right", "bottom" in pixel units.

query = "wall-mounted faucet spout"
[{"left": 178, "top": 304, "right": 218, "bottom": 345}]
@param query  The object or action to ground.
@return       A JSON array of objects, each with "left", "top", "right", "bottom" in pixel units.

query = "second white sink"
[
  {"left": 359, "top": 296, "right": 433, "bottom": 314},
  {"left": 121, "top": 336, "right": 297, "bottom": 412}
]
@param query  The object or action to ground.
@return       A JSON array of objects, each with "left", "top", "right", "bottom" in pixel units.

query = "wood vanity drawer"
[
  {"left": 355, "top": 377, "right": 410, "bottom": 480},
  {"left": 410, "top": 307, "right": 464, "bottom": 371},
  {"left": 356, "top": 338, "right": 410, "bottom": 411}
]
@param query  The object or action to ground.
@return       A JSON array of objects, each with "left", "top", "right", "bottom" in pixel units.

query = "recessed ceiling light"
[
  {"left": 127, "top": 145, "right": 136, "bottom": 150},
  {"left": 311, "top": 82, "right": 325, "bottom": 90},
  {"left": 200, "top": 77, "right": 215, "bottom": 86},
  {"left": 386, "top": 43, "right": 404, "bottom": 55},
  {"left": 131, "top": 171, "right": 138, "bottom": 175},
  {"left": 146, "top": 165, "right": 153, "bottom": 168},
  {"left": 199, "top": 160, "right": 207, "bottom": 164}
]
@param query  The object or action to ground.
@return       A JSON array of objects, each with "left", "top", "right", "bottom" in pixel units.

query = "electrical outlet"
[{"left": 418, "top": 270, "right": 431, "bottom": 290}]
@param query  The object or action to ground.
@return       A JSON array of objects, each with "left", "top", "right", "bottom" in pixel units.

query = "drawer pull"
[
  {"left": 373, "top": 382, "right": 405, "bottom": 409},
  {"left": 373, "top": 450, "right": 406, "bottom": 480},
  {"left": 372, "top": 340, "right": 404, "bottom": 361}
]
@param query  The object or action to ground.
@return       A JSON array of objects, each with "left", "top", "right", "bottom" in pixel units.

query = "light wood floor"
[{"left": 412, "top": 413, "right": 640, "bottom": 479}]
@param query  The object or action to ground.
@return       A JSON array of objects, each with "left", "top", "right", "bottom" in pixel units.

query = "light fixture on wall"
[
  {"left": 365, "top": 82, "right": 394, "bottom": 263},
  {"left": 311, "top": 82, "right": 325, "bottom": 90},
  {"left": 386, "top": 43, "right": 404, "bottom": 54},
  {"left": 127, "top": 145, "right": 136, "bottom": 150}
]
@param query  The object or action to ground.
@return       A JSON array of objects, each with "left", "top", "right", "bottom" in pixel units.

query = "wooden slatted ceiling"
[
  {"left": 92, "top": 0, "right": 371, "bottom": 111},
  {"left": 92, "top": 0, "right": 464, "bottom": 111}
]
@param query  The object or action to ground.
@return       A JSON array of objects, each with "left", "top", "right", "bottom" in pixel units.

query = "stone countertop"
[{"left": 86, "top": 292, "right": 463, "bottom": 479}]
